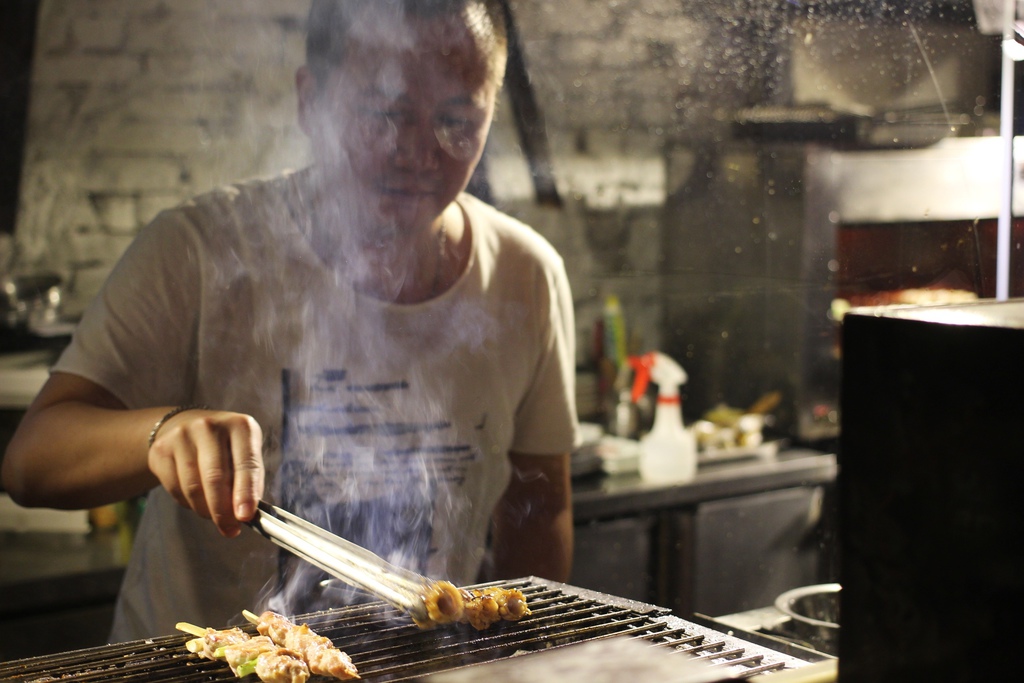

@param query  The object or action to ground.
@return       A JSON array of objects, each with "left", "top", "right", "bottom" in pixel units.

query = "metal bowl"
[
  {"left": 774, "top": 583, "right": 840, "bottom": 651},
  {"left": 1, "top": 273, "right": 62, "bottom": 329}
]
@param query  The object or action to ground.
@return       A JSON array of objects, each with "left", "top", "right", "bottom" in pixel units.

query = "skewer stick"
[
  {"left": 175, "top": 622, "right": 210, "bottom": 654},
  {"left": 176, "top": 621, "right": 208, "bottom": 637}
]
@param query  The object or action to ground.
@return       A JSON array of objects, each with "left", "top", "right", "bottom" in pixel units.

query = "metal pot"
[{"left": 775, "top": 582, "right": 840, "bottom": 652}]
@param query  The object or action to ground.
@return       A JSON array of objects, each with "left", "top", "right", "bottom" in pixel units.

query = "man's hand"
[
  {"left": 2, "top": 372, "right": 265, "bottom": 539},
  {"left": 147, "top": 408, "right": 265, "bottom": 537}
]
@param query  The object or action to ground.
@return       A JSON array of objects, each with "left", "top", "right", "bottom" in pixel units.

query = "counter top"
[
  {"left": 572, "top": 449, "right": 838, "bottom": 521},
  {"left": 0, "top": 529, "right": 126, "bottom": 617}
]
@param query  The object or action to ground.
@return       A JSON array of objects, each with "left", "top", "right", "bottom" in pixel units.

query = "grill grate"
[{"left": 0, "top": 579, "right": 812, "bottom": 682}]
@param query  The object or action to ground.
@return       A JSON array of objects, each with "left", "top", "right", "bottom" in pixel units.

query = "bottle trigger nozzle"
[{"left": 628, "top": 353, "right": 654, "bottom": 403}]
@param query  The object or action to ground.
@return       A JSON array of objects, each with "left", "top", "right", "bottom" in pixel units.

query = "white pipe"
[{"left": 997, "top": 0, "right": 1017, "bottom": 301}]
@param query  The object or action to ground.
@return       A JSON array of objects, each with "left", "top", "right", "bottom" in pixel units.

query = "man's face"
[{"left": 299, "top": 9, "right": 499, "bottom": 243}]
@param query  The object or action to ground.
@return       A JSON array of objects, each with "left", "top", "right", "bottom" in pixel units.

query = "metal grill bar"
[{"left": 0, "top": 578, "right": 814, "bottom": 682}]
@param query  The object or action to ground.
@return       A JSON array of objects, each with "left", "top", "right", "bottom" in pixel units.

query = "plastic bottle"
[
  {"left": 602, "top": 295, "right": 627, "bottom": 370},
  {"left": 608, "top": 363, "right": 638, "bottom": 438},
  {"left": 629, "top": 351, "right": 697, "bottom": 483}
]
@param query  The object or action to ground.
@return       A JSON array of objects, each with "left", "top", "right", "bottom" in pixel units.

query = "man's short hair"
[{"left": 305, "top": 0, "right": 509, "bottom": 87}]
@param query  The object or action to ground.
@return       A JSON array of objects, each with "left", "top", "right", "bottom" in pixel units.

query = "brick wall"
[
  {"left": 16, "top": 0, "right": 310, "bottom": 307},
  {"left": 11, "top": 0, "right": 999, "bottom": 428}
]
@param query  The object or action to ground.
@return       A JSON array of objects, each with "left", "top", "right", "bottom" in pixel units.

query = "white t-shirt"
[{"left": 54, "top": 169, "right": 579, "bottom": 640}]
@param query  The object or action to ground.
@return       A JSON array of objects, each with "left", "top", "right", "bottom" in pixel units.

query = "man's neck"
[{"left": 304, "top": 200, "right": 467, "bottom": 304}]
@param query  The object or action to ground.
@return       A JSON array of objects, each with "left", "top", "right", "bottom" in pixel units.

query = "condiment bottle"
[{"left": 629, "top": 352, "right": 697, "bottom": 483}]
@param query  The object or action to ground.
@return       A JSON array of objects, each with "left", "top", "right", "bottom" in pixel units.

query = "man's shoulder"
[
  {"left": 459, "top": 192, "right": 530, "bottom": 234},
  {"left": 147, "top": 169, "right": 306, "bottom": 246},
  {"left": 184, "top": 169, "right": 303, "bottom": 218},
  {"left": 460, "top": 193, "right": 563, "bottom": 268}
]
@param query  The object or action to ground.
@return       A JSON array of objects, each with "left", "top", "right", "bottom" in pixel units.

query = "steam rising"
[
  {"left": 219, "top": 3, "right": 518, "bottom": 618},
  {"left": 261, "top": 281, "right": 506, "bottom": 615},
  {"left": 229, "top": 213, "right": 497, "bottom": 622}
]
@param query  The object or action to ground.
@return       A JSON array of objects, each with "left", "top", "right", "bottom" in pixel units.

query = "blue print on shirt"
[{"left": 275, "top": 367, "right": 473, "bottom": 611}]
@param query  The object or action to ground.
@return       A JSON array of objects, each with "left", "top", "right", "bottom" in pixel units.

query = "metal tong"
[{"left": 248, "top": 500, "right": 433, "bottom": 623}]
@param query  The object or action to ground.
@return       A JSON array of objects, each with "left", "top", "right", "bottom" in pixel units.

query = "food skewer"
[
  {"left": 175, "top": 588, "right": 527, "bottom": 682},
  {"left": 176, "top": 621, "right": 310, "bottom": 683},
  {"left": 457, "top": 586, "right": 531, "bottom": 630},
  {"left": 243, "top": 610, "right": 360, "bottom": 680},
  {"left": 177, "top": 614, "right": 359, "bottom": 682},
  {"left": 177, "top": 621, "right": 251, "bottom": 661}
]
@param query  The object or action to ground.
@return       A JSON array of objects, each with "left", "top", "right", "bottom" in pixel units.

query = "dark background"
[{"left": 0, "top": 1, "right": 40, "bottom": 236}]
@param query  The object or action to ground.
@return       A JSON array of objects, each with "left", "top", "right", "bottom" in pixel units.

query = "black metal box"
[{"left": 838, "top": 299, "right": 1024, "bottom": 682}]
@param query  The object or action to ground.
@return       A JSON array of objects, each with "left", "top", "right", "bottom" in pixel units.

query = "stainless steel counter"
[
  {"left": 0, "top": 529, "right": 126, "bottom": 659},
  {"left": 0, "top": 529, "right": 126, "bottom": 613},
  {"left": 570, "top": 448, "right": 839, "bottom": 618},
  {"left": 572, "top": 448, "right": 838, "bottom": 521}
]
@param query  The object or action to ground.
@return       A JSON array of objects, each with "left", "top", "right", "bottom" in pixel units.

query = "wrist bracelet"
[{"left": 147, "top": 404, "right": 207, "bottom": 450}]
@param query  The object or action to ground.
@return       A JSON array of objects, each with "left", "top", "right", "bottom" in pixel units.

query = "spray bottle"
[{"left": 629, "top": 351, "right": 697, "bottom": 483}]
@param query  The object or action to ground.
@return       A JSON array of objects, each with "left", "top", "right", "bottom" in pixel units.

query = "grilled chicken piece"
[
  {"left": 460, "top": 591, "right": 499, "bottom": 630},
  {"left": 283, "top": 623, "right": 359, "bottom": 680},
  {"left": 255, "top": 611, "right": 360, "bottom": 680},
  {"left": 254, "top": 647, "right": 310, "bottom": 683},
  {"left": 193, "top": 626, "right": 251, "bottom": 660},
  {"left": 459, "top": 587, "right": 531, "bottom": 630},
  {"left": 414, "top": 581, "right": 466, "bottom": 629},
  {"left": 412, "top": 583, "right": 531, "bottom": 631},
  {"left": 219, "top": 635, "right": 277, "bottom": 675}
]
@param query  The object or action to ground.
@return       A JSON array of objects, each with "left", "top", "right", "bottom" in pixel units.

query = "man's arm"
[
  {"left": 490, "top": 451, "right": 573, "bottom": 582},
  {"left": 1, "top": 371, "right": 264, "bottom": 537}
]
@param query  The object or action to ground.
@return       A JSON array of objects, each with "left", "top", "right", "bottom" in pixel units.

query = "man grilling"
[{"left": 2, "top": 0, "right": 578, "bottom": 641}]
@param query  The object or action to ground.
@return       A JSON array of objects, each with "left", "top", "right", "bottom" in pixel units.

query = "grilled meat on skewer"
[
  {"left": 182, "top": 625, "right": 250, "bottom": 660},
  {"left": 253, "top": 646, "right": 311, "bottom": 683},
  {"left": 219, "top": 636, "right": 288, "bottom": 677},
  {"left": 415, "top": 581, "right": 466, "bottom": 628},
  {"left": 248, "top": 610, "right": 360, "bottom": 680},
  {"left": 413, "top": 582, "right": 531, "bottom": 630},
  {"left": 459, "top": 587, "right": 531, "bottom": 630},
  {"left": 177, "top": 622, "right": 315, "bottom": 683}
]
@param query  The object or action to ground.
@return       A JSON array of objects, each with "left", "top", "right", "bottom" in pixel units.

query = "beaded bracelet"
[{"left": 147, "top": 405, "right": 207, "bottom": 449}]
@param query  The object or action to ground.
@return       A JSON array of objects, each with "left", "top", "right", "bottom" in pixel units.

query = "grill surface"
[{"left": 0, "top": 578, "right": 813, "bottom": 682}]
